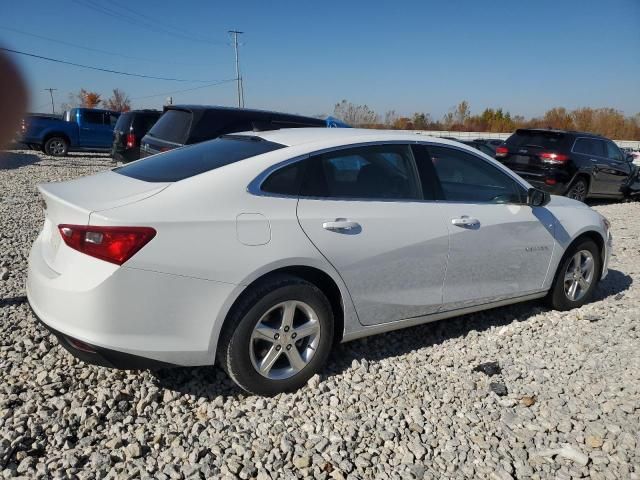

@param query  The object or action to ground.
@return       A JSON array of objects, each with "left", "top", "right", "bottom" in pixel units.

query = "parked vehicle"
[
  {"left": 28, "top": 129, "right": 612, "bottom": 395},
  {"left": 139, "top": 105, "right": 331, "bottom": 158},
  {"left": 495, "top": 128, "right": 639, "bottom": 201},
  {"left": 474, "top": 138, "right": 505, "bottom": 152},
  {"left": 111, "top": 110, "right": 162, "bottom": 163},
  {"left": 21, "top": 108, "right": 120, "bottom": 156},
  {"left": 461, "top": 140, "right": 497, "bottom": 157}
]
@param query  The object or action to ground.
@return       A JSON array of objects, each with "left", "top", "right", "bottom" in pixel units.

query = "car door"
[
  {"left": 420, "top": 144, "right": 556, "bottom": 310},
  {"left": 79, "top": 111, "right": 106, "bottom": 147},
  {"left": 295, "top": 143, "right": 450, "bottom": 326},
  {"left": 602, "top": 140, "right": 633, "bottom": 196}
]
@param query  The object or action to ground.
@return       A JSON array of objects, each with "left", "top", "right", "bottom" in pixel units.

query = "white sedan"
[{"left": 27, "top": 129, "right": 612, "bottom": 395}]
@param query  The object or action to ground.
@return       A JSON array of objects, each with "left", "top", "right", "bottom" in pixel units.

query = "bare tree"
[
  {"left": 104, "top": 88, "right": 131, "bottom": 112},
  {"left": 384, "top": 110, "right": 399, "bottom": 127},
  {"left": 333, "top": 100, "right": 379, "bottom": 127}
]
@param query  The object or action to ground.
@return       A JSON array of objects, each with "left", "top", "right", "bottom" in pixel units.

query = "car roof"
[
  {"left": 515, "top": 128, "right": 605, "bottom": 139},
  {"left": 235, "top": 127, "right": 470, "bottom": 149},
  {"left": 167, "top": 104, "right": 321, "bottom": 119}
]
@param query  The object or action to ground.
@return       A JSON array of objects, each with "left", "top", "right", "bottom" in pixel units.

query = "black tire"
[
  {"left": 566, "top": 177, "right": 588, "bottom": 202},
  {"left": 547, "top": 239, "right": 601, "bottom": 310},
  {"left": 44, "top": 137, "right": 68, "bottom": 157},
  {"left": 217, "top": 274, "right": 334, "bottom": 396}
]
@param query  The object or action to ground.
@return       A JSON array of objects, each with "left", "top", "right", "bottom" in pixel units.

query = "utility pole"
[
  {"left": 44, "top": 88, "right": 57, "bottom": 114},
  {"left": 228, "top": 30, "right": 244, "bottom": 108}
]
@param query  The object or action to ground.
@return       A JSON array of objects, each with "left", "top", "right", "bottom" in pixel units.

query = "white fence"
[{"left": 412, "top": 130, "right": 640, "bottom": 150}]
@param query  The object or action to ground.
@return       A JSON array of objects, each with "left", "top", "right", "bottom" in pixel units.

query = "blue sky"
[{"left": 2, "top": 0, "right": 639, "bottom": 118}]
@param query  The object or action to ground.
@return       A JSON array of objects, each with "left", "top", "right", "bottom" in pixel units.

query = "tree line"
[
  {"left": 61, "top": 88, "right": 131, "bottom": 112},
  {"left": 333, "top": 100, "right": 640, "bottom": 140}
]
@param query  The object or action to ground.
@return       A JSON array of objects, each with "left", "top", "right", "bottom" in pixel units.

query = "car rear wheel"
[
  {"left": 547, "top": 239, "right": 601, "bottom": 310},
  {"left": 566, "top": 178, "right": 588, "bottom": 202},
  {"left": 218, "top": 274, "right": 334, "bottom": 396},
  {"left": 44, "top": 137, "right": 68, "bottom": 157}
]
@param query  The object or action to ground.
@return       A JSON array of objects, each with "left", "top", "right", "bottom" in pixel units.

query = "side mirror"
[
  {"left": 527, "top": 187, "right": 550, "bottom": 207},
  {"left": 627, "top": 153, "right": 635, "bottom": 163}
]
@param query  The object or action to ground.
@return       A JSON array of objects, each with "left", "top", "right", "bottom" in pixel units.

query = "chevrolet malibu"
[{"left": 27, "top": 129, "right": 612, "bottom": 395}]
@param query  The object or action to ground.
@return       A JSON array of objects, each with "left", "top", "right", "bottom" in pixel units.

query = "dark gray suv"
[{"left": 496, "top": 129, "right": 637, "bottom": 201}]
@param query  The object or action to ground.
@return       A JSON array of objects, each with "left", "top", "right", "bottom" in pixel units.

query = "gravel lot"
[{"left": 1, "top": 149, "right": 638, "bottom": 480}]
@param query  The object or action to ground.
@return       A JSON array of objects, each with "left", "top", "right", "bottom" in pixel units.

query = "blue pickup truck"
[{"left": 21, "top": 108, "right": 120, "bottom": 156}]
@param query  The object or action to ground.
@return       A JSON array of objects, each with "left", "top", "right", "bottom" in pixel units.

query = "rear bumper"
[
  {"left": 26, "top": 232, "right": 238, "bottom": 367},
  {"left": 30, "top": 304, "right": 174, "bottom": 369}
]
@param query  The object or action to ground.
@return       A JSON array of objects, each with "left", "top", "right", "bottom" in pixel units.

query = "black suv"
[
  {"left": 496, "top": 128, "right": 636, "bottom": 201},
  {"left": 139, "top": 105, "right": 327, "bottom": 158},
  {"left": 111, "top": 110, "right": 162, "bottom": 162}
]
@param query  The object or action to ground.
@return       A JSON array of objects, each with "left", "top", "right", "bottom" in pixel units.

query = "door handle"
[
  {"left": 590, "top": 158, "right": 598, "bottom": 163},
  {"left": 451, "top": 216, "right": 480, "bottom": 227},
  {"left": 322, "top": 219, "right": 361, "bottom": 233}
]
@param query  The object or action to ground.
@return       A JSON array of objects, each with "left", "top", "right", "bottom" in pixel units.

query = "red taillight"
[
  {"left": 495, "top": 146, "right": 508, "bottom": 158},
  {"left": 539, "top": 152, "right": 569, "bottom": 164},
  {"left": 545, "top": 178, "right": 557, "bottom": 185},
  {"left": 58, "top": 225, "right": 156, "bottom": 265},
  {"left": 126, "top": 133, "right": 136, "bottom": 149}
]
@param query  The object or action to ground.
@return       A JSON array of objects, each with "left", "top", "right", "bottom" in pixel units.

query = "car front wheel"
[
  {"left": 218, "top": 274, "right": 334, "bottom": 396},
  {"left": 547, "top": 239, "right": 601, "bottom": 310}
]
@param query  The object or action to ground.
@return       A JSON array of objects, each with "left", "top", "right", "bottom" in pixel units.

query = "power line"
[
  {"left": 0, "top": 26, "right": 204, "bottom": 66},
  {"left": 104, "top": 0, "right": 224, "bottom": 46},
  {"left": 130, "top": 79, "right": 236, "bottom": 100},
  {"left": 1, "top": 47, "right": 216, "bottom": 82},
  {"left": 73, "top": 0, "right": 227, "bottom": 46}
]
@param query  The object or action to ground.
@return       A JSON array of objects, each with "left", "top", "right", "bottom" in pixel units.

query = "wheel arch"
[
  {"left": 210, "top": 262, "right": 358, "bottom": 361},
  {"left": 554, "top": 229, "right": 606, "bottom": 283},
  {"left": 43, "top": 131, "right": 71, "bottom": 146},
  {"left": 565, "top": 172, "right": 591, "bottom": 196}
]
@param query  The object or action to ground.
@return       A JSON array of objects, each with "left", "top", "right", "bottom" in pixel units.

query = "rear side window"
[
  {"left": 301, "top": 144, "right": 422, "bottom": 200},
  {"left": 573, "top": 138, "right": 606, "bottom": 157},
  {"left": 506, "top": 130, "right": 568, "bottom": 150},
  {"left": 261, "top": 162, "right": 304, "bottom": 195},
  {"left": 147, "top": 110, "right": 192, "bottom": 144},
  {"left": 115, "top": 136, "right": 285, "bottom": 182}
]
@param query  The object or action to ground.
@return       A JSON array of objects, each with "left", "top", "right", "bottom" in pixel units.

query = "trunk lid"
[{"left": 38, "top": 171, "right": 169, "bottom": 272}]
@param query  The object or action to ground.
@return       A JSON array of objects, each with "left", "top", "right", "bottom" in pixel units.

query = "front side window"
[
  {"left": 301, "top": 144, "right": 421, "bottom": 200},
  {"left": 427, "top": 146, "right": 525, "bottom": 203},
  {"left": 83, "top": 111, "right": 104, "bottom": 125},
  {"left": 606, "top": 141, "right": 624, "bottom": 161}
]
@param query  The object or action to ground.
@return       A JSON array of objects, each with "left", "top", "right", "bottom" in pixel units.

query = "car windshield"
[{"left": 114, "top": 136, "right": 286, "bottom": 182}]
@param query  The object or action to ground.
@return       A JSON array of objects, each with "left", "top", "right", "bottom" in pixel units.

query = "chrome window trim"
[{"left": 248, "top": 140, "right": 529, "bottom": 206}]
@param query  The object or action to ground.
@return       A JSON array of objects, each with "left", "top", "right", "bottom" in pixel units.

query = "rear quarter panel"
[{"left": 89, "top": 157, "right": 361, "bottom": 356}]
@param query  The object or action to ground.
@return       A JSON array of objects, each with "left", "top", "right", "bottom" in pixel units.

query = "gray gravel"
[{"left": 1, "top": 149, "right": 639, "bottom": 479}]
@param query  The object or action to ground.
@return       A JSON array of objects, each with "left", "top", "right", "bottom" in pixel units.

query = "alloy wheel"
[
  {"left": 567, "top": 181, "right": 587, "bottom": 202},
  {"left": 249, "top": 300, "right": 321, "bottom": 380},
  {"left": 563, "top": 250, "right": 595, "bottom": 301},
  {"left": 48, "top": 140, "right": 65, "bottom": 156}
]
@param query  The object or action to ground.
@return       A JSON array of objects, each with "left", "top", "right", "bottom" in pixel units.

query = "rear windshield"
[
  {"left": 506, "top": 130, "right": 568, "bottom": 150},
  {"left": 114, "top": 136, "right": 286, "bottom": 182},
  {"left": 113, "top": 112, "right": 133, "bottom": 132},
  {"left": 146, "top": 109, "right": 192, "bottom": 144}
]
